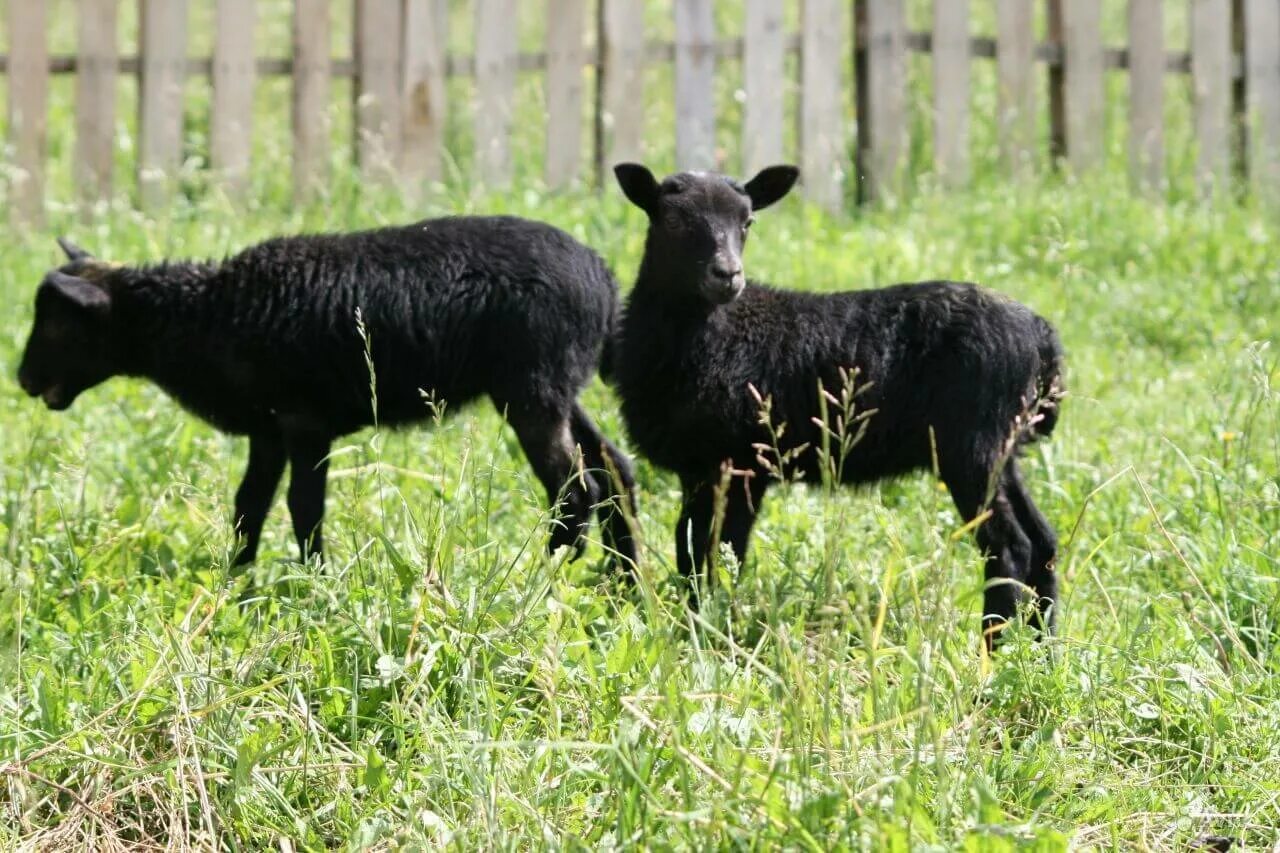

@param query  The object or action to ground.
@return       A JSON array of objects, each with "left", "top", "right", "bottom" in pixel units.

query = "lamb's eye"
[
  {"left": 664, "top": 211, "right": 683, "bottom": 231},
  {"left": 743, "top": 217, "right": 755, "bottom": 231}
]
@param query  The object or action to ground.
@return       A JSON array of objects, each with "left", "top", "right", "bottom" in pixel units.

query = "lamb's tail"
[
  {"left": 598, "top": 267, "right": 623, "bottom": 385},
  {"left": 1030, "top": 314, "right": 1065, "bottom": 439}
]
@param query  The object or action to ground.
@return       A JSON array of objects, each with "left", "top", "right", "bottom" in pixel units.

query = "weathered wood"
[
  {"left": 355, "top": 0, "right": 404, "bottom": 179},
  {"left": 138, "top": 0, "right": 189, "bottom": 210},
  {"left": 1046, "top": 0, "right": 1066, "bottom": 161},
  {"left": 995, "top": 0, "right": 1034, "bottom": 174},
  {"left": 293, "top": 0, "right": 330, "bottom": 200},
  {"left": 674, "top": 0, "right": 716, "bottom": 171},
  {"left": 802, "top": 0, "right": 844, "bottom": 211},
  {"left": 861, "top": 0, "right": 907, "bottom": 202},
  {"left": 212, "top": 0, "right": 256, "bottom": 194},
  {"left": 1128, "top": 0, "right": 1164, "bottom": 191},
  {"left": 474, "top": 0, "right": 518, "bottom": 187},
  {"left": 8, "top": 2, "right": 49, "bottom": 223},
  {"left": 1062, "top": 0, "right": 1104, "bottom": 172},
  {"left": 1191, "top": 0, "right": 1233, "bottom": 193},
  {"left": 1243, "top": 0, "right": 1280, "bottom": 200},
  {"left": 743, "top": 0, "right": 785, "bottom": 175},
  {"left": 75, "top": 0, "right": 118, "bottom": 206},
  {"left": 932, "top": 0, "right": 970, "bottom": 185},
  {"left": 600, "top": 0, "right": 645, "bottom": 168},
  {"left": 402, "top": 0, "right": 449, "bottom": 184},
  {"left": 544, "top": 0, "right": 588, "bottom": 187}
]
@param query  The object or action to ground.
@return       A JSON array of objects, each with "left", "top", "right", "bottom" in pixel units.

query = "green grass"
[{"left": 3, "top": 1, "right": 1280, "bottom": 849}]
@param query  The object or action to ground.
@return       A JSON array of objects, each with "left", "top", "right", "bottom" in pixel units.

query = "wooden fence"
[{"left": 5, "top": 1, "right": 1280, "bottom": 223}]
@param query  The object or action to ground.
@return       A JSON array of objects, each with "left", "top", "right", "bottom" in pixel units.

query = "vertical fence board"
[
  {"left": 8, "top": 2, "right": 48, "bottom": 223},
  {"left": 475, "top": 0, "right": 518, "bottom": 187},
  {"left": 861, "top": 0, "right": 907, "bottom": 202},
  {"left": 932, "top": 0, "right": 970, "bottom": 185},
  {"left": 674, "top": 0, "right": 716, "bottom": 171},
  {"left": 743, "top": 0, "right": 785, "bottom": 175},
  {"left": 138, "top": 0, "right": 189, "bottom": 210},
  {"left": 212, "top": 0, "right": 256, "bottom": 194},
  {"left": 1243, "top": 0, "right": 1280, "bottom": 199},
  {"left": 293, "top": 0, "right": 330, "bottom": 200},
  {"left": 1191, "top": 0, "right": 1233, "bottom": 193},
  {"left": 545, "top": 0, "right": 588, "bottom": 187},
  {"left": 75, "top": 0, "right": 118, "bottom": 207},
  {"left": 1128, "top": 0, "right": 1164, "bottom": 191},
  {"left": 995, "top": 0, "right": 1034, "bottom": 173},
  {"left": 802, "top": 0, "right": 844, "bottom": 211},
  {"left": 1062, "top": 0, "right": 1104, "bottom": 172},
  {"left": 403, "top": 0, "right": 449, "bottom": 184},
  {"left": 355, "top": 0, "right": 404, "bottom": 179},
  {"left": 600, "top": 0, "right": 645, "bottom": 168},
  {"left": 1046, "top": 0, "right": 1066, "bottom": 160}
]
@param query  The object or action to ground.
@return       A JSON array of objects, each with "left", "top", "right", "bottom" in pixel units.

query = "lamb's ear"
[
  {"left": 744, "top": 165, "right": 800, "bottom": 211},
  {"left": 56, "top": 237, "right": 93, "bottom": 263},
  {"left": 41, "top": 271, "right": 111, "bottom": 316},
  {"left": 614, "top": 163, "right": 661, "bottom": 214}
]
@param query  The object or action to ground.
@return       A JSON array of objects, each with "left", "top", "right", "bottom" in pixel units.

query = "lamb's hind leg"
[
  {"left": 569, "top": 403, "right": 638, "bottom": 569},
  {"left": 1002, "top": 460, "right": 1059, "bottom": 633},
  {"left": 505, "top": 403, "right": 596, "bottom": 557},
  {"left": 284, "top": 431, "right": 332, "bottom": 562},
  {"left": 233, "top": 430, "right": 287, "bottom": 566},
  {"left": 942, "top": 455, "right": 1034, "bottom": 649}
]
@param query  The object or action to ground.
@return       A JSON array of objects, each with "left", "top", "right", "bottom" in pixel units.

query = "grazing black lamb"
[
  {"left": 17, "top": 222, "right": 637, "bottom": 567},
  {"left": 611, "top": 163, "right": 1064, "bottom": 643}
]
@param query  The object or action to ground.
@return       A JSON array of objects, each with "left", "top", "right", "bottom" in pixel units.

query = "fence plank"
[
  {"left": 355, "top": 0, "right": 404, "bottom": 179},
  {"left": 212, "top": 0, "right": 256, "bottom": 194},
  {"left": 1191, "top": 0, "right": 1232, "bottom": 193},
  {"left": 1243, "top": 0, "right": 1280, "bottom": 200},
  {"left": 803, "top": 0, "right": 844, "bottom": 211},
  {"left": 860, "top": 0, "right": 906, "bottom": 202},
  {"left": 403, "top": 0, "right": 449, "bottom": 184},
  {"left": 293, "top": 0, "right": 330, "bottom": 200},
  {"left": 1128, "top": 0, "right": 1164, "bottom": 191},
  {"left": 995, "top": 0, "right": 1033, "bottom": 174},
  {"left": 743, "top": 0, "right": 785, "bottom": 175},
  {"left": 1062, "top": 0, "right": 1103, "bottom": 172},
  {"left": 600, "top": 0, "right": 645, "bottom": 168},
  {"left": 545, "top": 0, "right": 588, "bottom": 187},
  {"left": 138, "top": 0, "right": 189, "bottom": 210},
  {"left": 674, "top": 0, "right": 716, "bottom": 171},
  {"left": 74, "top": 0, "right": 118, "bottom": 207},
  {"left": 475, "top": 0, "right": 518, "bottom": 187},
  {"left": 8, "top": 2, "right": 48, "bottom": 223},
  {"left": 1046, "top": 0, "right": 1065, "bottom": 160},
  {"left": 932, "top": 0, "right": 970, "bottom": 185}
]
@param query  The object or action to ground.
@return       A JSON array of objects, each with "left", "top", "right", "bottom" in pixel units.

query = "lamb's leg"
[
  {"left": 676, "top": 472, "right": 766, "bottom": 589},
  {"left": 675, "top": 479, "right": 715, "bottom": 583},
  {"left": 720, "top": 473, "right": 768, "bottom": 566},
  {"left": 507, "top": 406, "right": 595, "bottom": 557},
  {"left": 1002, "top": 461, "right": 1059, "bottom": 634},
  {"left": 233, "top": 431, "right": 287, "bottom": 566},
  {"left": 284, "top": 431, "right": 331, "bottom": 562},
  {"left": 943, "top": 461, "right": 1033, "bottom": 649},
  {"left": 569, "top": 404, "right": 638, "bottom": 569}
]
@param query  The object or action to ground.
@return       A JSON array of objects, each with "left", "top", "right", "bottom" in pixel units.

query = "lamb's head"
[
  {"left": 17, "top": 238, "right": 119, "bottom": 411},
  {"left": 614, "top": 162, "right": 798, "bottom": 305}
]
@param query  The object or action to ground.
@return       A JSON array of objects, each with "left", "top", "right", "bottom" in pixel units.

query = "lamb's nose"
[{"left": 711, "top": 262, "right": 742, "bottom": 281}]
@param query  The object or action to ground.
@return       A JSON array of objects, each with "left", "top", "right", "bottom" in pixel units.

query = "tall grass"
[{"left": 1, "top": 1, "right": 1278, "bottom": 849}]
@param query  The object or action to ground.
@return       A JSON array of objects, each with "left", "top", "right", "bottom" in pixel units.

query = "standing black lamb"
[
  {"left": 611, "top": 163, "right": 1064, "bottom": 644},
  {"left": 17, "top": 220, "right": 637, "bottom": 567}
]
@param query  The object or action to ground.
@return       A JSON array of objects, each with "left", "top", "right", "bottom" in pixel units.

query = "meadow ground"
[
  {"left": 1, "top": 167, "right": 1277, "bottom": 850},
  {"left": 2, "top": 1, "right": 1280, "bottom": 849}
]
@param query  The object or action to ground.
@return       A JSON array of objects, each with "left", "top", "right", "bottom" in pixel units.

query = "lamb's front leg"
[
  {"left": 284, "top": 431, "right": 332, "bottom": 562},
  {"left": 232, "top": 431, "right": 287, "bottom": 566},
  {"left": 676, "top": 471, "right": 766, "bottom": 594}
]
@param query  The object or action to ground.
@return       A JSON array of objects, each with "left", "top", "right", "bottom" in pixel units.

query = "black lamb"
[
  {"left": 611, "top": 163, "right": 1064, "bottom": 643},
  {"left": 17, "top": 221, "right": 637, "bottom": 567}
]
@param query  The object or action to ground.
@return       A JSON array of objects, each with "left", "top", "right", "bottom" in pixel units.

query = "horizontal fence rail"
[{"left": 2, "top": 0, "right": 1279, "bottom": 222}]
